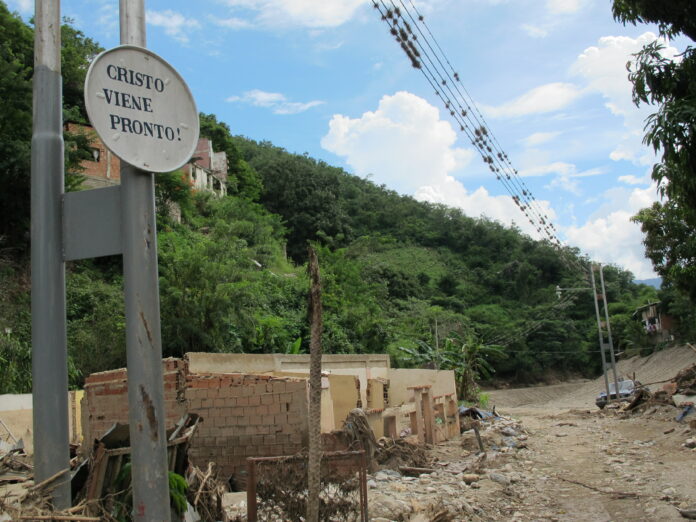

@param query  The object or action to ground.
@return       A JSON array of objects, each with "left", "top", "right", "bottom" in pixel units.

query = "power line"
[{"left": 373, "top": 0, "right": 589, "bottom": 279}]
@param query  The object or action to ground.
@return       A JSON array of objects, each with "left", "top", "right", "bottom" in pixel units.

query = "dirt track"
[{"left": 479, "top": 345, "right": 696, "bottom": 521}]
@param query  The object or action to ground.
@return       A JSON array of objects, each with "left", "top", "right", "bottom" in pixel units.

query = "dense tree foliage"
[
  {"left": 613, "top": 0, "right": 696, "bottom": 302},
  {"left": 0, "top": 5, "right": 101, "bottom": 250},
  {"left": 1, "top": 3, "right": 691, "bottom": 394}
]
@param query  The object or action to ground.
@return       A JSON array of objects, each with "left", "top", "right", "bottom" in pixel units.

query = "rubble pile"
[
  {"left": 376, "top": 437, "right": 431, "bottom": 470},
  {"left": 673, "top": 364, "right": 696, "bottom": 395},
  {"left": 366, "top": 411, "right": 532, "bottom": 521}
]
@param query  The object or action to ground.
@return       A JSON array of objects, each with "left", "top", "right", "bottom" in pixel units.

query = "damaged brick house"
[
  {"left": 81, "top": 353, "right": 460, "bottom": 486},
  {"left": 65, "top": 123, "right": 228, "bottom": 197}
]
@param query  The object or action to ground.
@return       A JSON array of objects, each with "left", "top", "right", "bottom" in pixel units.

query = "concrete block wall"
[
  {"left": 185, "top": 372, "right": 308, "bottom": 481},
  {"left": 81, "top": 358, "right": 186, "bottom": 445}
]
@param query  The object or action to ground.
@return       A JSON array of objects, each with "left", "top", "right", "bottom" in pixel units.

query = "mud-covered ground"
[
  {"left": 367, "top": 403, "right": 696, "bottom": 521},
  {"left": 368, "top": 345, "right": 696, "bottom": 521}
]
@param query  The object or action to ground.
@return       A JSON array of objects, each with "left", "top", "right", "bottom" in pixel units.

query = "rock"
[
  {"left": 555, "top": 433, "right": 568, "bottom": 438},
  {"left": 661, "top": 487, "right": 677, "bottom": 500},
  {"left": 368, "top": 479, "right": 377, "bottom": 489},
  {"left": 684, "top": 438, "right": 696, "bottom": 449},
  {"left": 369, "top": 496, "right": 411, "bottom": 520},
  {"left": 489, "top": 472, "right": 511, "bottom": 486},
  {"left": 462, "top": 474, "right": 480, "bottom": 484},
  {"left": 374, "top": 471, "right": 392, "bottom": 481}
]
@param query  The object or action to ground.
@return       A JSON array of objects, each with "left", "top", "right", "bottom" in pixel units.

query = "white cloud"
[
  {"left": 564, "top": 184, "right": 661, "bottom": 278},
  {"left": 618, "top": 173, "right": 651, "bottom": 185},
  {"left": 322, "top": 91, "right": 473, "bottom": 194},
  {"left": 211, "top": 17, "right": 252, "bottom": 30},
  {"left": 521, "top": 131, "right": 561, "bottom": 147},
  {"left": 521, "top": 161, "right": 576, "bottom": 178},
  {"left": 546, "top": 0, "right": 585, "bottom": 15},
  {"left": 8, "top": 0, "right": 31, "bottom": 14},
  {"left": 146, "top": 10, "right": 200, "bottom": 43},
  {"left": 227, "top": 89, "right": 324, "bottom": 114},
  {"left": 322, "top": 91, "right": 555, "bottom": 238},
  {"left": 484, "top": 83, "right": 583, "bottom": 118},
  {"left": 571, "top": 33, "right": 679, "bottom": 165},
  {"left": 220, "top": 0, "right": 367, "bottom": 28},
  {"left": 521, "top": 24, "right": 548, "bottom": 38},
  {"left": 95, "top": 3, "right": 119, "bottom": 37}
]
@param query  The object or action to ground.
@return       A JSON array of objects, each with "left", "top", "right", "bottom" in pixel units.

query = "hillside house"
[
  {"left": 66, "top": 123, "right": 228, "bottom": 197},
  {"left": 633, "top": 301, "right": 676, "bottom": 344}
]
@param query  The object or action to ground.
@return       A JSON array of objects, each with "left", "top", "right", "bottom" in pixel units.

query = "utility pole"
[
  {"left": 118, "top": 1, "right": 171, "bottom": 519},
  {"left": 31, "top": 0, "right": 71, "bottom": 509},
  {"left": 557, "top": 264, "right": 620, "bottom": 402},
  {"left": 590, "top": 267, "right": 611, "bottom": 400},
  {"left": 590, "top": 264, "right": 619, "bottom": 402},
  {"left": 599, "top": 264, "right": 620, "bottom": 393}
]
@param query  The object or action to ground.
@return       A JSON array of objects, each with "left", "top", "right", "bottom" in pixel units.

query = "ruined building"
[
  {"left": 65, "top": 123, "right": 228, "bottom": 197},
  {"left": 81, "top": 354, "right": 460, "bottom": 486}
]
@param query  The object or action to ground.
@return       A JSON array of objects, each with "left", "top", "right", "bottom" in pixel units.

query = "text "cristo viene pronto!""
[{"left": 103, "top": 64, "right": 182, "bottom": 142}]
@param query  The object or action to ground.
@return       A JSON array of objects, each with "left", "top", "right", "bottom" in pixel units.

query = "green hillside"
[{"left": 1, "top": 5, "right": 694, "bottom": 397}]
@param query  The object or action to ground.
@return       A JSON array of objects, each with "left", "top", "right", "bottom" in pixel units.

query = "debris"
[
  {"left": 186, "top": 462, "right": 225, "bottom": 522},
  {"left": 678, "top": 504, "right": 696, "bottom": 519},
  {"left": 625, "top": 388, "right": 651, "bottom": 411},
  {"left": 677, "top": 404, "right": 695, "bottom": 422},
  {"left": 674, "top": 364, "right": 696, "bottom": 395},
  {"left": 489, "top": 472, "right": 511, "bottom": 486},
  {"left": 461, "top": 474, "right": 479, "bottom": 484},
  {"left": 342, "top": 409, "right": 379, "bottom": 471},
  {"left": 376, "top": 437, "right": 430, "bottom": 470},
  {"left": 398, "top": 466, "right": 435, "bottom": 476}
]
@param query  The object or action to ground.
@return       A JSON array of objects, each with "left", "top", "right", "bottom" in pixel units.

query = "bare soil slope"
[{"left": 488, "top": 345, "right": 696, "bottom": 409}]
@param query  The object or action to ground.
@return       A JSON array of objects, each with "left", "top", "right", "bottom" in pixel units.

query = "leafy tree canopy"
[{"left": 613, "top": 0, "right": 696, "bottom": 302}]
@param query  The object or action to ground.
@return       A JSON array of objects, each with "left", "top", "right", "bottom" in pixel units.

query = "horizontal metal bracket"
[{"left": 63, "top": 186, "right": 122, "bottom": 261}]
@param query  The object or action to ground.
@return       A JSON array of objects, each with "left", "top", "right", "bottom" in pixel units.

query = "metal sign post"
[
  {"left": 117, "top": 1, "right": 170, "bottom": 519},
  {"left": 31, "top": 0, "right": 71, "bottom": 510},
  {"left": 31, "top": 0, "right": 198, "bottom": 516}
]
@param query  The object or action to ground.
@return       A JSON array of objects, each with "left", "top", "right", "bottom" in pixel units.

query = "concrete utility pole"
[
  {"left": 599, "top": 264, "right": 620, "bottom": 393},
  {"left": 31, "top": 0, "right": 71, "bottom": 509},
  {"left": 118, "top": 1, "right": 172, "bottom": 520},
  {"left": 590, "top": 267, "right": 611, "bottom": 400},
  {"left": 590, "top": 264, "right": 620, "bottom": 402}
]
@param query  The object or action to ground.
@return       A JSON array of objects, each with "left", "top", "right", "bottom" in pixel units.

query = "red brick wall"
[
  {"left": 65, "top": 123, "right": 121, "bottom": 186},
  {"left": 81, "top": 358, "right": 186, "bottom": 445},
  {"left": 81, "top": 359, "right": 309, "bottom": 484},
  {"left": 185, "top": 372, "right": 308, "bottom": 481}
]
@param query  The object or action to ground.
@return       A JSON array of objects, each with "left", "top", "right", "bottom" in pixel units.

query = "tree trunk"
[{"left": 306, "top": 246, "right": 323, "bottom": 522}]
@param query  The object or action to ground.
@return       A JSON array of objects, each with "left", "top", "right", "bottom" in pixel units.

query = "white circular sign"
[{"left": 84, "top": 45, "right": 199, "bottom": 173}]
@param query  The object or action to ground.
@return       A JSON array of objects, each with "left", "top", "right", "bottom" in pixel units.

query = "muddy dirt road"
[
  {"left": 474, "top": 345, "right": 696, "bottom": 521},
  {"left": 367, "top": 346, "right": 696, "bottom": 521}
]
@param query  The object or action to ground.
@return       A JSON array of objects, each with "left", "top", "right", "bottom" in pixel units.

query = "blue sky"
[{"left": 9, "top": 0, "right": 688, "bottom": 278}]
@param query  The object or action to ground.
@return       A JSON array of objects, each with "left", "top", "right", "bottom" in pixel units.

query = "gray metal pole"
[
  {"left": 599, "top": 265, "right": 620, "bottom": 394},
  {"left": 590, "top": 266, "right": 611, "bottom": 400},
  {"left": 119, "top": 1, "right": 171, "bottom": 520},
  {"left": 31, "top": 0, "right": 71, "bottom": 510}
]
